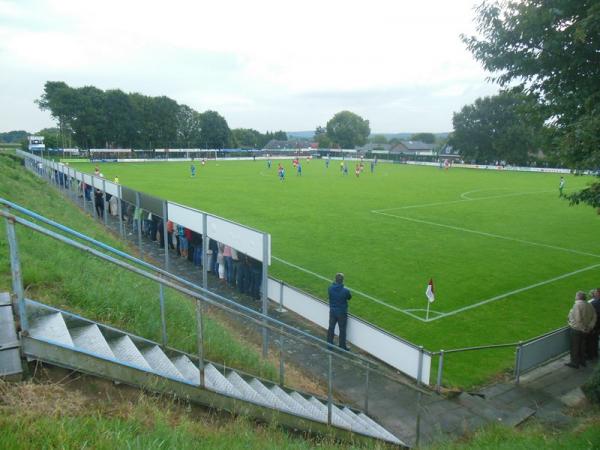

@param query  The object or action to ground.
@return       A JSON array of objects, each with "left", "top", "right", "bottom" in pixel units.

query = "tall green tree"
[
  {"left": 369, "top": 134, "right": 388, "bottom": 144},
  {"left": 176, "top": 105, "right": 203, "bottom": 148},
  {"left": 463, "top": 0, "right": 600, "bottom": 207},
  {"left": 325, "top": 111, "right": 370, "bottom": 148},
  {"left": 199, "top": 110, "right": 232, "bottom": 148},
  {"left": 450, "top": 89, "right": 545, "bottom": 165}
]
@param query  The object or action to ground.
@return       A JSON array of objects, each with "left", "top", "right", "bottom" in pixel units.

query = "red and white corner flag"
[{"left": 426, "top": 278, "right": 435, "bottom": 303}]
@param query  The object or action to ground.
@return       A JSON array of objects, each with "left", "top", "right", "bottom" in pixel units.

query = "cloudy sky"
[{"left": 0, "top": 0, "right": 499, "bottom": 134}]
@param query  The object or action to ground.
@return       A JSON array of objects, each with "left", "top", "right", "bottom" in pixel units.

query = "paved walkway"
[{"left": 58, "top": 185, "right": 597, "bottom": 447}]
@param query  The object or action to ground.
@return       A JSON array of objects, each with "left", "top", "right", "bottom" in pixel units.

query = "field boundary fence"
[
  {"left": 16, "top": 150, "right": 432, "bottom": 385},
  {"left": 431, "top": 326, "right": 570, "bottom": 391}
]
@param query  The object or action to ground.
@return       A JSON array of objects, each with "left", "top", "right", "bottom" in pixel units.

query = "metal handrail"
[{"left": 1, "top": 198, "right": 422, "bottom": 392}]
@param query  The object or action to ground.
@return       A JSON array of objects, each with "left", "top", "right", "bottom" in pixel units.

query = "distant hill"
[
  {"left": 0, "top": 130, "right": 29, "bottom": 143},
  {"left": 286, "top": 131, "right": 451, "bottom": 141}
]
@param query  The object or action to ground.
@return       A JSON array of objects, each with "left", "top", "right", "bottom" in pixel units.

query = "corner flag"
[{"left": 426, "top": 278, "right": 435, "bottom": 303}]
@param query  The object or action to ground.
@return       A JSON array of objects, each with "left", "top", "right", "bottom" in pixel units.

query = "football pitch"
[{"left": 72, "top": 159, "right": 600, "bottom": 386}]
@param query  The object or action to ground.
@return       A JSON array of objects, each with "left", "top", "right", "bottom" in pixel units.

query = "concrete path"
[{"left": 59, "top": 186, "right": 597, "bottom": 447}]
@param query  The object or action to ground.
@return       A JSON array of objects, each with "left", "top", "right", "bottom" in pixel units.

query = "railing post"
[
  {"left": 91, "top": 176, "right": 97, "bottom": 219},
  {"left": 327, "top": 353, "right": 333, "bottom": 426},
  {"left": 135, "top": 192, "right": 142, "bottom": 256},
  {"left": 159, "top": 282, "right": 167, "bottom": 348},
  {"left": 196, "top": 298, "right": 205, "bottom": 388},
  {"left": 202, "top": 214, "right": 208, "bottom": 289},
  {"left": 117, "top": 185, "right": 124, "bottom": 237},
  {"left": 102, "top": 179, "right": 108, "bottom": 226},
  {"left": 279, "top": 330, "right": 285, "bottom": 387},
  {"left": 4, "top": 214, "right": 27, "bottom": 331},
  {"left": 364, "top": 362, "right": 370, "bottom": 414},
  {"left": 276, "top": 280, "right": 285, "bottom": 312},
  {"left": 261, "top": 232, "right": 269, "bottom": 358},
  {"left": 162, "top": 200, "right": 169, "bottom": 271},
  {"left": 514, "top": 341, "right": 523, "bottom": 385},
  {"left": 417, "top": 345, "right": 424, "bottom": 386},
  {"left": 436, "top": 350, "right": 445, "bottom": 393}
]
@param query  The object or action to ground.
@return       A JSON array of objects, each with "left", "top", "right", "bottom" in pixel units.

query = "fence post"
[
  {"left": 102, "top": 179, "right": 108, "bottom": 226},
  {"left": 327, "top": 353, "right": 333, "bottom": 426},
  {"left": 135, "top": 192, "right": 142, "bottom": 256},
  {"left": 196, "top": 298, "right": 205, "bottom": 388},
  {"left": 364, "top": 362, "right": 370, "bottom": 414},
  {"left": 415, "top": 391, "right": 422, "bottom": 448},
  {"left": 117, "top": 185, "right": 124, "bottom": 237},
  {"left": 202, "top": 214, "right": 208, "bottom": 289},
  {"left": 5, "top": 215, "right": 27, "bottom": 331},
  {"left": 514, "top": 341, "right": 523, "bottom": 385},
  {"left": 436, "top": 350, "right": 445, "bottom": 393},
  {"left": 261, "top": 232, "right": 269, "bottom": 358},
  {"left": 159, "top": 282, "right": 167, "bottom": 348},
  {"left": 279, "top": 330, "right": 285, "bottom": 387},
  {"left": 277, "top": 280, "right": 285, "bottom": 312},
  {"left": 417, "top": 345, "right": 424, "bottom": 386},
  {"left": 91, "top": 176, "right": 97, "bottom": 218},
  {"left": 162, "top": 200, "right": 169, "bottom": 271}
]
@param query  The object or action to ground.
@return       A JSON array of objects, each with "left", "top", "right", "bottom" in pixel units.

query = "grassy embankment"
[{"left": 0, "top": 152, "right": 276, "bottom": 381}]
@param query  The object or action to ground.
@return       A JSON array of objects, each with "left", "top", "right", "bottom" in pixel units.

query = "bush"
[{"left": 582, "top": 361, "right": 600, "bottom": 404}]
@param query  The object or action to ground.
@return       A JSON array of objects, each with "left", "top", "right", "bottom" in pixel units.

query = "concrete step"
[
  {"left": 289, "top": 392, "right": 326, "bottom": 420},
  {"left": 204, "top": 364, "right": 241, "bottom": 397},
  {"left": 226, "top": 371, "right": 267, "bottom": 406},
  {"left": 140, "top": 345, "right": 184, "bottom": 380},
  {"left": 28, "top": 312, "right": 74, "bottom": 347},
  {"left": 69, "top": 324, "right": 115, "bottom": 360},
  {"left": 270, "top": 384, "right": 311, "bottom": 418},
  {"left": 308, "top": 397, "right": 352, "bottom": 430},
  {"left": 107, "top": 335, "right": 152, "bottom": 371},
  {"left": 248, "top": 378, "right": 291, "bottom": 413}
]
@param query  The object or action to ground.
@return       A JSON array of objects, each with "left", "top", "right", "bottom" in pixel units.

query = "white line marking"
[
  {"left": 272, "top": 255, "right": 427, "bottom": 322},
  {"left": 373, "top": 189, "right": 553, "bottom": 212},
  {"left": 372, "top": 211, "right": 600, "bottom": 259},
  {"left": 426, "top": 263, "right": 600, "bottom": 322}
]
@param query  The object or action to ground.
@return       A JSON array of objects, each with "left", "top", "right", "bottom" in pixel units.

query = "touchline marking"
[
  {"left": 271, "top": 255, "right": 427, "bottom": 322},
  {"left": 426, "top": 262, "right": 600, "bottom": 322},
  {"left": 372, "top": 211, "right": 600, "bottom": 259},
  {"left": 373, "top": 189, "right": 553, "bottom": 212}
]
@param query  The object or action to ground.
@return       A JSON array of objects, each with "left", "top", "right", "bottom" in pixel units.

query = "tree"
[
  {"left": 199, "top": 110, "right": 232, "bottom": 148},
  {"left": 232, "top": 128, "right": 262, "bottom": 149},
  {"left": 370, "top": 134, "right": 388, "bottom": 144},
  {"left": 463, "top": 0, "right": 600, "bottom": 207},
  {"left": 410, "top": 132, "right": 435, "bottom": 144},
  {"left": 314, "top": 125, "right": 332, "bottom": 148},
  {"left": 325, "top": 111, "right": 370, "bottom": 148},
  {"left": 176, "top": 105, "right": 203, "bottom": 148},
  {"left": 449, "top": 89, "right": 545, "bottom": 165}
]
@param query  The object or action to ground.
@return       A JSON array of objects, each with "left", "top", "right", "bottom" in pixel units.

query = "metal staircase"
[{"left": 20, "top": 298, "right": 402, "bottom": 445}]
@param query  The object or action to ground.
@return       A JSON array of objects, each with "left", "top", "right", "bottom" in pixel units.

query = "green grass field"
[{"left": 71, "top": 159, "right": 600, "bottom": 386}]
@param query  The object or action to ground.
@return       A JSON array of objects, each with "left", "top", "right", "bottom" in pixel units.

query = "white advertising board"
[
  {"left": 268, "top": 278, "right": 431, "bottom": 384},
  {"left": 83, "top": 174, "right": 92, "bottom": 185},
  {"left": 167, "top": 202, "right": 205, "bottom": 235},
  {"left": 104, "top": 180, "right": 120, "bottom": 197},
  {"left": 207, "top": 215, "right": 270, "bottom": 264}
]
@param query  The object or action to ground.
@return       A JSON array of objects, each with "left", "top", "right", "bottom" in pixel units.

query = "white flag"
[{"left": 426, "top": 278, "right": 435, "bottom": 303}]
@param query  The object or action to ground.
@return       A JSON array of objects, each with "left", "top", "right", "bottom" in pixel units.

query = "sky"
[{"left": 0, "top": 0, "right": 499, "bottom": 135}]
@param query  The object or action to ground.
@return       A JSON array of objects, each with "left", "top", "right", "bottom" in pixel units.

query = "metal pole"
[
  {"left": 277, "top": 280, "right": 285, "bottom": 312},
  {"left": 202, "top": 214, "right": 208, "bottom": 289},
  {"left": 135, "top": 192, "right": 142, "bottom": 256},
  {"left": 117, "top": 186, "right": 124, "bottom": 237},
  {"left": 436, "top": 350, "right": 445, "bottom": 393},
  {"left": 514, "top": 341, "right": 523, "bottom": 384},
  {"left": 364, "top": 362, "right": 370, "bottom": 414},
  {"left": 91, "top": 176, "right": 97, "bottom": 218},
  {"left": 162, "top": 200, "right": 169, "bottom": 271},
  {"left": 196, "top": 298, "right": 205, "bottom": 387},
  {"left": 327, "top": 353, "right": 333, "bottom": 426},
  {"left": 415, "top": 391, "right": 422, "bottom": 448},
  {"left": 279, "top": 330, "right": 285, "bottom": 387},
  {"left": 261, "top": 232, "right": 269, "bottom": 358},
  {"left": 417, "top": 345, "right": 424, "bottom": 386},
  {"left": 159, "top": 282, "right": 167, "bottom": 348},
  {"left": 5, "top": 215, "right": 27, "bottom": 331},
  {"left": 102, "top": 179, "right": 108, "bottom": 226}
]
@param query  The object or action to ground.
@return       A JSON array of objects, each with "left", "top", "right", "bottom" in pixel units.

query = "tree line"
[{"left": 36, "top": 81, "right": 287, "bottom": 150}]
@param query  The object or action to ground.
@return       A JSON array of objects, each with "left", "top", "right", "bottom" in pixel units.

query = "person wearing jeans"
[{"left": 327, "top": 273, "right": 352, "bottom": 351}]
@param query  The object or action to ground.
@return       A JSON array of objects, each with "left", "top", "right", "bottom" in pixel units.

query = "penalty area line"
[
  {"left": 271, "top": 255, "right": 427, "bottom": 322},
  {"left": 427, "top": 262, "right": 600, "bottom": 322}
]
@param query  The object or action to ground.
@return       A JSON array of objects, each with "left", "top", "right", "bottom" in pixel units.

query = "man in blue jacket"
[{"left": 327, "top": 273, "right": 352, "bottom": 351}]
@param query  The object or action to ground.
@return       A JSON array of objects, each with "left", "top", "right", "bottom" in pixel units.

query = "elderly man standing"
[
  {"left": 566, "top": 290, "right": 597, "bottom": 368},
  {"left": 587, "top": 288, "right": 600, "bottom": 360},
  {"left": 327, "top": 273, "right": 352, "bottom": 351}
]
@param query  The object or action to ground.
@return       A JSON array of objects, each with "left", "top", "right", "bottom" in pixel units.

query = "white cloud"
[{"left": 0, "top": 0, "right": 497, "bottom": 133}]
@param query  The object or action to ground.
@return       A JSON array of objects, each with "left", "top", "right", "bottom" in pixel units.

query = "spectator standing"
[
  {"left": 587, "top": 288, "right": 600, "bottom": 360},
  {"left": 566, "top": 291, "right": 597, "bottom": 368},
  {"left": 327, "top": 273, "right": 352, "bottom": 351}
]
